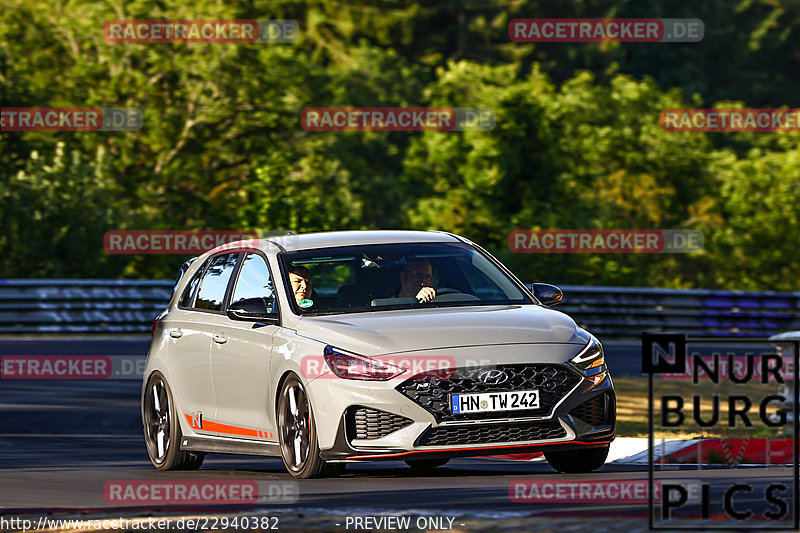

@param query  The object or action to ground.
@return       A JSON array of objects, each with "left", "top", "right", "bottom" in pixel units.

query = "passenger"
[
  {"left": 398, "top": 259, "right": 436, "bottom": 303},
  {"left": 288, "top": 265, "right": 314, "bottom": 308}
]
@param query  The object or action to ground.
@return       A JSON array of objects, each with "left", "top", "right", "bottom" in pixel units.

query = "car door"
[
  {"left": 206, "top": 251, "right": 280, "bottom": 441},
  {"left": 168, "top": 252, "right": 240, "bottom": 437}
]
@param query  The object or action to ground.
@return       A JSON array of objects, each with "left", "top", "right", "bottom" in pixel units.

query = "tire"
[
  {"left": 277, "top": 374, "right": 343, "bottom": 479},
  {"left": 544, "top": 445, "right": 609, "bottom": 474},
  {"left": 143, "top": 371, "right": 205, "bottom": 471},
  {"left": 404, "top": 458, "right": 450, "bottom": 471}
]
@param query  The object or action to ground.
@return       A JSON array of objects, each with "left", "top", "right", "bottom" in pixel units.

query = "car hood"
[{"left": 294, "top": 305, "right": 590, "bottom": 355}]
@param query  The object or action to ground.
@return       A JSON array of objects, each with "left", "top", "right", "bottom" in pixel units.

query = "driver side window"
[{"left": 231, "top": 253, "right": 276, "bottom": 314}]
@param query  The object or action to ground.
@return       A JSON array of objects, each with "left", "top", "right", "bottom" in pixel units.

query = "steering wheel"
[
  {"left": 433, "top": 287, "right": 460, "bottom": 295},
  {"left": 426, "top": 287, "right": 465, "bottom": 303}
]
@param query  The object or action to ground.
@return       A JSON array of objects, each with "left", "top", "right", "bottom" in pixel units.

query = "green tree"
[
  {"left": 403, "top": 62, "right": 718, "bottom": 287},
  {"left": 702, "top": 141, "right": 800, "bottom": 290},
  {"left": 0, "top": 143, "right": 130, "bottom": 277}
]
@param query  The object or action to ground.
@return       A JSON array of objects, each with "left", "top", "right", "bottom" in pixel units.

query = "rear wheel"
[
  {"left": 544, "top": 445, "right": 609, "bottom": 473},
  {"left": 404, "top": 458, "right": 450, "bottom": 471},
  {"left": 277, "top": 374, "right": 343, "bottom": 478},
  {"left": 143, "top": 372, "right": 205, "bottom": 470}
]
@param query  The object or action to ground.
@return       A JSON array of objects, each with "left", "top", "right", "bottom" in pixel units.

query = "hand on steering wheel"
[{"left": 415, "top": 286, "right": 436, "bottom": 303}]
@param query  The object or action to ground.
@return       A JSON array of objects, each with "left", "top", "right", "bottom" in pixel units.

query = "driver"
[
  {"left": 288, "top": 265, "right": 314, "bottom": 308},
  {"left": 398, "top": 258, "right": 436, "bottom": 303}
]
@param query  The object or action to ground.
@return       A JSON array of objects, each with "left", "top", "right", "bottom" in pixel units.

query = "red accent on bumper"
[{"left": 346, "top": 439, "right": 611, "bottom": 460}]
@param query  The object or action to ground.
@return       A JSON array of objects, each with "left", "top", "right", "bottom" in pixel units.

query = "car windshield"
[{"left": 279, "top": 242, "right": 532, "bottom": 315}]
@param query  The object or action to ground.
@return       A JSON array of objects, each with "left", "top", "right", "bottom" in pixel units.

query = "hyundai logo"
[{"left": 478, "top": 369, "right": 509, "bottom": 385}]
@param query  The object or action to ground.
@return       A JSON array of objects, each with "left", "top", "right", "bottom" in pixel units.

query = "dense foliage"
[{"left": 1, "top": 0, "right": 798, "bottom": 289}]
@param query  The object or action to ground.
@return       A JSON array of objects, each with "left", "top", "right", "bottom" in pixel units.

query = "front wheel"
[
  {"left": 277, "top": 374, "right": 343, "bottom": 479},
  {"left": 544, "top": 445, "right": 609, "bottom": 473}
]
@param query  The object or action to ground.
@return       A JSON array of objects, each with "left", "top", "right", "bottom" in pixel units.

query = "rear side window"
[
  {"left": 179, "top": 264, "right": 204, "bottom": 308},
  {"left": 173, "top": 257, "right": 197, "bottom": 294},
  {"left": 194, "top": 253, "right": 239, "bottom": 311}
]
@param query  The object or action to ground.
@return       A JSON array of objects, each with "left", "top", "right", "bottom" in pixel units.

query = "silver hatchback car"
[{"left": 142, "top": 230, "right": 615, "bottom": 478}]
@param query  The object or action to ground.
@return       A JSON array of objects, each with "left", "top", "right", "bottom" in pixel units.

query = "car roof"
[
  {"left": 770, "top": 330, "right": 800, "bottom": 340},
  {"left": 202, "top": 230, "right": 464, "bottom": 259},
  {"left": 230, "top": 230, "right": 464, "bottom": 253}
]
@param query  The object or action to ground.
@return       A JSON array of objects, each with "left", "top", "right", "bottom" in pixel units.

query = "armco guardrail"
[
  {"left": 557, "top": 285, "right": 800, "bottom": 338},
  {"left": 0, "top": 280, "right": 173, "bottom": 334},
  {"left": 0, "top": 280, "right": 798, "bottom": 338}
]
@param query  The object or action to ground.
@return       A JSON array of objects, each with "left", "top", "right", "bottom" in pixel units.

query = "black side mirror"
[
  {"left": 531, "top": 283, "right": 563, "bottom": 306},
  {"left": 226, "top": 297, "right": 276, "bottom": 321}
]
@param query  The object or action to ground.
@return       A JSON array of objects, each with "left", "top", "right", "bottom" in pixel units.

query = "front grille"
[
  {"left": 349, "top": 407, "right": 414, "bottom": 440},
  {"left": 570, "top": 393, "right": 611, "bottom": 426},
  {"left": 396, "top": 364, "right": 581, "bottom": 421},
  {"left": 417, "top": 420, "right": 566, "bottom": 446}
]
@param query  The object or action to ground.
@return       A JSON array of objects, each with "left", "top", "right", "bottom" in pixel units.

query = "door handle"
[
  {"left": 169, "top": 329, "right": 183, "bottom": 338},
  {"left": 213, "top": 334, "right": 228, "bottom": 344}
]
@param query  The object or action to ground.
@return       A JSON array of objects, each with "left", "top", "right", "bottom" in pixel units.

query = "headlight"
[
  {"left": 323, "top": 345, "right": 407, "bottom": 381},
  {"left": 570, "top": 336, "right": 607, "bottom": 389}
]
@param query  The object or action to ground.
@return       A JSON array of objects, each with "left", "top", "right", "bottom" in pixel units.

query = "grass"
[{"left": 612, "top": 376, "right": 789, "bottom": 439}]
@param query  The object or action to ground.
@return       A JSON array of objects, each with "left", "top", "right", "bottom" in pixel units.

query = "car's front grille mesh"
[
  {"left": 396, "top": 365, "right": 581, "bottom": 421},
  {"left": 570, "top": 393, "right": 611, "bottom": 426},
  {"left": 350, "top": 407, "right": 414, "bottom": 440},
  {"left": 417, "top": 420, "right": 566, "bottom": 446}
]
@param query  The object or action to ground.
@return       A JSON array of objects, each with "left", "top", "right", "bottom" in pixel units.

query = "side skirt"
[{"left": 181, "top": 435, "right": 282, "bottom": 457}]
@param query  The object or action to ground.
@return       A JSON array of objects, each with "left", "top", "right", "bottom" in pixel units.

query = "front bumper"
[
  {"left": 320, "top": 410, "right": 615, "bottom": 462},
  {"left": 307, "top": 351, "right": 615, "bottom": 462}
]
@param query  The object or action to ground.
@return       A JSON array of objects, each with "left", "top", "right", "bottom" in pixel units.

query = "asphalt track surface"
[{"left": 1, "top": 338, "right": 796, "bottom": 531}]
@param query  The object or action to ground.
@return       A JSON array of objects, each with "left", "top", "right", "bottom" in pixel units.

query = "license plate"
[{"left": 450, "top": 389, "right": 540, "bottom": 414}]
